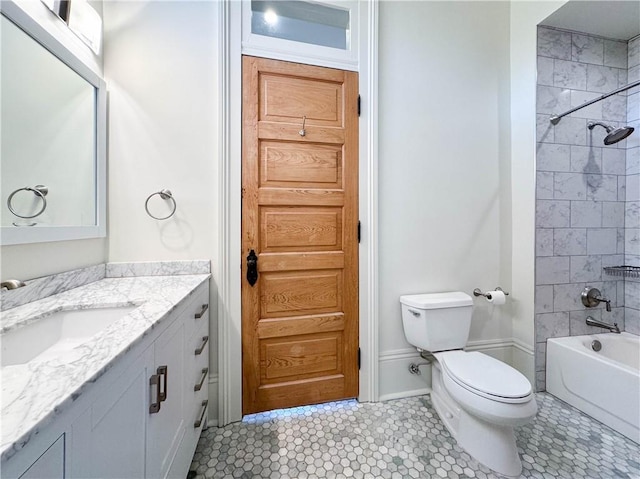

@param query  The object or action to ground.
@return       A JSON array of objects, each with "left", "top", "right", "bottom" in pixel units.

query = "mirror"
[{"left": 0, "top": 2, "right": 106, "bottom": 245}]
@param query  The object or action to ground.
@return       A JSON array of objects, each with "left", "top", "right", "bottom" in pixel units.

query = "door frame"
[{"left": 215, "top": 0, "right": 379, "bottom": 426}]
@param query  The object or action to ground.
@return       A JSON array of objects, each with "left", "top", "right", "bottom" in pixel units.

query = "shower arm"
[{"left": 549, "top": 79, "right": 640, "bottom": 125}]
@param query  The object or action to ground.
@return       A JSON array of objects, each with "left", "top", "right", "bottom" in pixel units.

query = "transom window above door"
[{"left": 242, "top": 0, "right": 359, "bottom": 71}]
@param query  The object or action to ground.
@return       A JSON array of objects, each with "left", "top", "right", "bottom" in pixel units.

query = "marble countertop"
[{"left": 0, "top": 273, "right": 210, "bottom": 461}]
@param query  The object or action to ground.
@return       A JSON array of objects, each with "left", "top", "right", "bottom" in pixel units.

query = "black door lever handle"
[{"left": 247, "top": 249, "right": 258, "bottom": 286}]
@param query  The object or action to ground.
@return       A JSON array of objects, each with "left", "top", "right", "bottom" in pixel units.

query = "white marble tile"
[
  {"left": 625, "top": 201, "right": 640, "bottom": 228},
  {"left": 537, "top": 143, "right": 570, "bottom": 171},
  {"left": 535, "top": 285, "right": 554, "bottom": 314},
  {"left": 553, "top": 283, "right": 586, "bottom": 312},
  {"left": 602, "top": 94, "right": 627, "bottom": 122},
  {"left": 601, "top": 254, "right": 625, "bottom": 268},
  {"left": 570, "top": 255, "right": 602, "bottom": 282},
  {"left": 602, "top": 202, "right": 625, "bottom": 228},
  {"left": 603, "top": 39, "right": 627, "bottom": 69},
  {"left": 571, "top": 201, "right": 602, "bottom": 227},
  {"left": 572, "top": 33, "right": 603, "bottom": 65},
  {"left": 626, "top": 228, "right": 640, "bottom": 257},
  {"left": 601, "top": 148, "right": 625, "bottom": 175},
  {"left": 536, "top": 256, "right": 570, "bottom": 284},
  {"left": 535, "top": 312, "right": 570, "bottom": 342},
  {"left": 627, "top": 120, "right": 640, "bottom": 149},
  {"left": 537, "top": 114, "right": 555, "bottom": 143},
  {"left": 106, "top": 260, "right": 211, "bottom": 278},
  {"left": 535, "top": 341, "right": 546, "bottom": 372},
  {"left": 629, "top": 36, "right": 640, "bottom": 69},
  {"left": 618, "top": 176, "right": 627, "bottom": 202},
  {"left": 538, "top": 27, "right": 571, "bottom": 60},
  {"left": 586, "top": 64, "right": 619, "bottom": 94},
  {"left": 537, "top": 200, "right": 571, "bottom": 227},
  {"left": 537, "top": 56, "right": 554, "bottom": 87},
  {"left": 569, "top": 90, "right": 601, "bottom": 120},
  {"left": 625, "top": 281, "right": 640, "bottom": 310},
  {"left": 1, "top": 265, "right": 106, "bottom": 312},
  {"left": 626, "top": 147, "right": 640, "bottom": 175},
  {"left": 536, "top": 171, "right": 554, "bottom": 199},
  {"left": 555, "top": 116, "right": 587, "bottom": 146},
  {"left": 618, "top": 227, "right": 626, "bottom": 254},
  {"left": 569, "top": 309, "right": 602, "bottom": 336},
  {"left": 625, "top": 307, "right": 640, "bottom": 335},
  {"left": 626, "top": 173, "right": 640, "bottom": 201},
  {"left": 553, "top": 59, "right": 587, "bottom": 90},
  {"left": 586, "top": 174, "right": 618, "bottom": 201},
  {"left": 536, "top": 228, "right": 554, "bottom": 256},
  {"left": 628, "top": 65, "right": 640, "bottom": 95},
  {"left": 554, "top": 172, "right": 586, "bottom": 200},
  {"left": 586, "top": 228, "right": 618, "bottom": 255},
  {"left": 570, "top": 145, "right": 601, "bottom": 174},
  {"left": 627, "top": 92, "right": 640, "bottom": 122},
  {"left": 554, "top": 228, "right": 587, "bottom": 256},
  {"left": 537, "top": 85, "right": 571, "bottom": 115}
]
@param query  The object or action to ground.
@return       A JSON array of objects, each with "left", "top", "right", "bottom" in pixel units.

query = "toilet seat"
[{"left": 438, "top": 351, "right": 532, "bottom": 404}]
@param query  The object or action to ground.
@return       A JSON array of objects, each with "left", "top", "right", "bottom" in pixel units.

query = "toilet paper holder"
[{"left": 473, "top": 287, "right": 509, "bottom": 300}]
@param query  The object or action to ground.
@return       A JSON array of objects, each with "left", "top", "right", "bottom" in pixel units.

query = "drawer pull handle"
[
  {"left": 194, "top": 368, "right": 209, "bottom": 391},
  {"left": 195, "top": 336, "right": 209, "bottom": 356},
  {"left": 195, "top": 304, "right": 209, "bottom": 319},
  {"left": 194, "top": 399, "right": 208, "bottom": 428},
  {"left": 157, "top": 365, "right": 168, "bottom": 402},
  {"left": 149, "top": 373, "right": 161, "bottom": 414}
]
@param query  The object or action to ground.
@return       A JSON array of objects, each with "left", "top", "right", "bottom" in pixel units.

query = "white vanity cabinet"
[{"left": 2, "top": 280, "right": 210, "bottom": 479}]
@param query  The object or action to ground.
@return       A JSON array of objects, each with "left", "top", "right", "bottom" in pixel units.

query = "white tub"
[{"left": 546, "top": 332, "right": 640, "bottom": 443}]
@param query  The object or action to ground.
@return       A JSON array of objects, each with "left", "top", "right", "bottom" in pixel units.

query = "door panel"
[{"left": 242, "top": 56, "right": 359, "bottom": 414}]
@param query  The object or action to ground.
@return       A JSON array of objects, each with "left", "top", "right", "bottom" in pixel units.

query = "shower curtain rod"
[{"left": 549, "top": 79, "right": 640, "bottom": 125}]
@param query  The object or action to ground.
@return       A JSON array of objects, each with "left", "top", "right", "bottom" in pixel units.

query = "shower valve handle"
[{"left": 581, "top": 287, "right": 611, "bottom": 312}]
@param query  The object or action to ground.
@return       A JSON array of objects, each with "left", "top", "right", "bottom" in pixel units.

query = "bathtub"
[{"left": 546, "top": 333, "right": 639, "bottom": 443}]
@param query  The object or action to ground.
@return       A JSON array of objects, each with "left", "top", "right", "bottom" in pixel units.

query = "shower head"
[{"left": 587, "top": 121, "right": 635, "bottom": 145}]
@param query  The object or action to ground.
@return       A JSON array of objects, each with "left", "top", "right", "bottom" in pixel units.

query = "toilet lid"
[{"left": 439, "top": 351, "right": 532, "bottom": 400}]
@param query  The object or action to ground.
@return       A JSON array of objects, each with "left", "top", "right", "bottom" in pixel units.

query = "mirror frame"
[{"left": 0, "top": 1, "right": 106, "bottom": 245}]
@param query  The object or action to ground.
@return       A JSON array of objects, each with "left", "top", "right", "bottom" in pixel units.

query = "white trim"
[
  {"left": 207, "top": 374, "right": 219, "bottom": 428},
  {"left": 379, "top": 389, "right": 432, "bottom": 402},
  {"left": 218, "top": 0, "right": 379, "bottom": 424},
  {"left": 512, "top": 337, "right": 535, "bottom": 356},
  {"left": 358, "top": 0, "right": 379, "bottom": 404}
]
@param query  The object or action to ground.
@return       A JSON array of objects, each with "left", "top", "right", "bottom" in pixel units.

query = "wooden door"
[{"left": 242, "top": 56, "right": 359, "bottom": 415}]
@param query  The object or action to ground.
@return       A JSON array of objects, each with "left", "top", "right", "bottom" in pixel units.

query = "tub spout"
[{"left": 585, "top": 316, "right": 620, "bottom": 333}]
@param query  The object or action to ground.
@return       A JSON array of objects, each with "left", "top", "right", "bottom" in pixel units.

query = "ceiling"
[{"left": 541, "top": 1, "right": 640, "bottom": 41}]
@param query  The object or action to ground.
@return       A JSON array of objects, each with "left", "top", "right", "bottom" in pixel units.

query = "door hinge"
[
  {"left": 357, "top": 95, "right": 361, "bottom": 117},
  {"left": 358, "top": 347, "right": 361, "bottom": 370},
  {"left": 357, "top": 221, "right": 361, "bottom": 243}
]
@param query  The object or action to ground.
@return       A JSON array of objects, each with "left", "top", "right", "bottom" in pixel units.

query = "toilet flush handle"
[{"left": 408, "top": 309, "right": 421, "bottom": 317}]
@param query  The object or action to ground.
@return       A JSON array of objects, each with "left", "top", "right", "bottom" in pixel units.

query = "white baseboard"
[
  {"left": 378, "top": 339, "right": 535, "bottom": 402},
  {"left": 207, "top": 374, "right": 219, "bottom": 427}
]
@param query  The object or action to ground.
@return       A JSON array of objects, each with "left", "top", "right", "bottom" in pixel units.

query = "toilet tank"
[{"left": 400, "top": 292, "right": 473, "bottom": 352}]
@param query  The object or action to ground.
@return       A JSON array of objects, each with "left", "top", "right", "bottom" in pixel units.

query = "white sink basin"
[{"left": 1, "top": 306, "right": 137, "bottom": 367}]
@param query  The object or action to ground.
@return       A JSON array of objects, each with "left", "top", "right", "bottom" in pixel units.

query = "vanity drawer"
[{"left": 183, "top": 284, "right": 209, "bottom": 341}]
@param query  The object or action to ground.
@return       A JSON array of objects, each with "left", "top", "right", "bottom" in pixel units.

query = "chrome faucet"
[
  {"left": 586, "top": 316, "right": 620, "bottom": 334},
  {"left": 1, "top": 279, "right": 26, "bottom": 290},
  {"left": 581, "top": 287, "right": 611, "bottom": 312}
]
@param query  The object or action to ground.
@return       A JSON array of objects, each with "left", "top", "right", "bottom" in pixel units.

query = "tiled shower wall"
[
  {"left": 626, "top": 36, "right": 640, "bottom": 333},
  {"left": 534, "top": 27, "right": 639, "bottom": 391}
]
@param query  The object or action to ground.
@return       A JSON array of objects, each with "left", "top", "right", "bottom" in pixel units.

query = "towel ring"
[
  {"left": 7, "top": 185, "right": 48, "bottom": 219},
  {"left": 145, "top": 189, "right": 177, "bottom": 220}
]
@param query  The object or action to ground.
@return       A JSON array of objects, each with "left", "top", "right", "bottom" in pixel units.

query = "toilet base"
[{"left": 431, "top": 362, "right": 523, "bottom": 477}]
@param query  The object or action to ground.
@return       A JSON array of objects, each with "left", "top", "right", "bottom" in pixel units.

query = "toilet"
[{"left": 400, "top": 292, "right": 537, "bottom": 477}]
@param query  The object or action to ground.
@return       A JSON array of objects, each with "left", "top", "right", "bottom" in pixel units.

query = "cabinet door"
[
  {"left": 68, "top": 347, "right": 153, "bottom": 479},
  {"left": 146, "top": 315, "right": 186, "bottom": 479},
  {"left": 18, "top": 435, "right": 64, "bottom": 479}
]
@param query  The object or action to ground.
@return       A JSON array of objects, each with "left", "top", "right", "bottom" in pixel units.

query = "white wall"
[
  {"left": 102, "top": 0, "right": 219, "bottom": 422},
  {"left": 0, "top": 0, "right": 106, "bottom": 281},
  {"left": 509, "top": 0, "right": 567, "bottom": 383},
  {"left": 377, "top": 1, "right": 512, "bottom": 399}
]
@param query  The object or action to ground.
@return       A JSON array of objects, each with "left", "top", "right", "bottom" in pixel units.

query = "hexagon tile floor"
[{"left": 189, "top": 393, "right": 640, "bottom": 479}]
